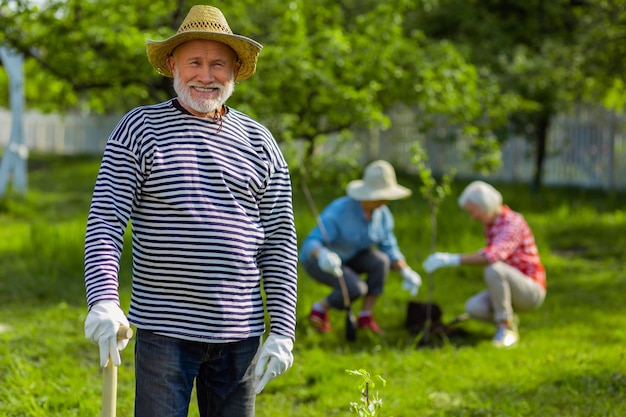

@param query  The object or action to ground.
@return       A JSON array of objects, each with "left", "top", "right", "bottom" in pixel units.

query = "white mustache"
[{"left": 190, "top": 83, "right": 222, "bottom": 90}]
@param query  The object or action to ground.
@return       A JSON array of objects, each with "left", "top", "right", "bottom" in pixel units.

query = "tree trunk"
[
  {"left": 0, "top": 47, "right": 28, "bottom": 196},
  {"left": 531, "top": 113, "right": 550, "bottom": 193}
]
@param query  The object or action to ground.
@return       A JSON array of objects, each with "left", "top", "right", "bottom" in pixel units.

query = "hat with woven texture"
[
  {"left": 347, "top": 160, "right": 412, "bottom": 201},
  {"left": 146, "top": 5, "right": 262, "bottom": 81}
]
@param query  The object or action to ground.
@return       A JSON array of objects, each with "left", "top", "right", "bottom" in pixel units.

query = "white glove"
[
  {"left": 401, "top": 266, "right": 422, "bottom": 296},
  {"left": 254, "top": 334, "right": 294, "bottom": 394},
  {"left": 84, "top": 300, "right": 130, "bottom": 367},
  {"left": 316, "top": 247, "right": 342, "bottom": 276},
  {"left": 422, "top": 252, "right": 461, "bottom": 273}
]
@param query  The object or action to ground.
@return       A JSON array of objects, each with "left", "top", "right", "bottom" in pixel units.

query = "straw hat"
[
  {"left": 146, "top": 5, "right": 263, "bottom": 81},
  {"left": 346, "top": 160, "right": 412, "bottom": 201}
]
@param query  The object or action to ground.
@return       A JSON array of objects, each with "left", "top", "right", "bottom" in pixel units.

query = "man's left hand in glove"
[{"left": 254, "top": 334, "right": 294, "bottom": 394}]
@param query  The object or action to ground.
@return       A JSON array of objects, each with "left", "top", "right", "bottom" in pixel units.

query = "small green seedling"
[
  {"left": 346, "top": 369, "right": 389, "bottom": 417},
  {"left": 410, "top": 142, "right": 456, "bottom": 253},
  {"left": 411, "top": 142, "right": 456, "bottom": 344}
]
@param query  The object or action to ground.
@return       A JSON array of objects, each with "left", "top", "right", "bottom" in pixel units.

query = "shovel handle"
[
  {"left": 101, "top": 325, "right": 133, "bottom": 417},
  {"left": 335, "top": 268, "right": 358, "bottom": 342},
  {"left": 116, "top": 326, "right": 133, "bottom": 341}
]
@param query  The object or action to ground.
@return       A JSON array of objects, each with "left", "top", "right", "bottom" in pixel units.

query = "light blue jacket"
[{"left": 299, "top": 196, "right": 405, "bottom": 263}]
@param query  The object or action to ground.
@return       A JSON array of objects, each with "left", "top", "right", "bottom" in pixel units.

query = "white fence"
[
  {"left": 362, "top": 105, "right": 626, "bottom": 190},
  {"left": 1, "top": 106, "right": 625, "bottom": 190},
  {"left": 0, "top": 111, "right": 120, "bottom": 155}
]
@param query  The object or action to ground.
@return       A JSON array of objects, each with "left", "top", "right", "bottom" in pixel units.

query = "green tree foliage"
[
  {"left": 240, "top": 0, "right": 520, "bottom": 172},
  {"left": 1, "top": 0, "right": 521, "bottom": 173},
  {"left": 574, "top": 0, "right": 626, "bottom": 109},
  {"left": 0, "top": 0, "right": 173, "bottom": 112},
  {"left": 413, "top": 0, "right": 626, "bottom": 189}
]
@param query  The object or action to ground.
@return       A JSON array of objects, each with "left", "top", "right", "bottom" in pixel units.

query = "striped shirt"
[{"left": 84, "top": 99, "right": 298, "bottom": 342}]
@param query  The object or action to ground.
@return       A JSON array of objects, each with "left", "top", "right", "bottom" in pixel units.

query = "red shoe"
[
  {"left": 309, "top": 308, "right": 332, "bottom": 332},
  {"left": 358, "top": 314, "right": 385, "bottom": 334}
]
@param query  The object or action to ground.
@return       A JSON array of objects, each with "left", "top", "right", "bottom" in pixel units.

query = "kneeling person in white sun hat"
[{"left": 300, "top": 160, "right": 423, "bottom": 336}]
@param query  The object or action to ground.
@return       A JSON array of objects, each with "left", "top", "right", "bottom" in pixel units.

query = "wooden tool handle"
[
  {"left": 101, "top": 325, "right": 133, "bottom": 417},
  {"left": 116, "top": 325, "right": 134, "bottom": 341}
]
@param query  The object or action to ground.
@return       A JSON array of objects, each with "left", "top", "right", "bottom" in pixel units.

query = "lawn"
[{"left": 0, "top": 153, "right": 624, "bottom": 416}]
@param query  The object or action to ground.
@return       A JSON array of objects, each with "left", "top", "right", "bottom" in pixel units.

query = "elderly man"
[
  {"left": 423, "top": 181, "right": 546, "bottom": 348},
  {"left": 83, "top": 5, "right": 297, "bottom": 417}
]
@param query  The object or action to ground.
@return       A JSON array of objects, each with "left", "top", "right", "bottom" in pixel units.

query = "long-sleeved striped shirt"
[{"left": 84, "top": 99, "right": 298, "bottom": 342}]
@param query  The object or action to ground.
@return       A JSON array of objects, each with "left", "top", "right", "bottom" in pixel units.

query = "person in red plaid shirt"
[{"left": 422, "top": 181, "right": 546, "bottom": 348}]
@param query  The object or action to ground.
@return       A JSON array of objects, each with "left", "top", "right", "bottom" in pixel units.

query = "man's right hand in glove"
[
  {"left": 316, "top": 247, "right": 342, "bottom": 276},
  {"left": 84, "top": 300, "right": 130, "bottom": 367}
]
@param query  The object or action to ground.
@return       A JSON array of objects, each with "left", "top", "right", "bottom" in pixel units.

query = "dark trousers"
[{"left": 303, "top": 248, "right": 389, "bottom": 309}]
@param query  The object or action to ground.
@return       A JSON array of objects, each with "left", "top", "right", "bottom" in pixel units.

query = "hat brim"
[
  {"left": 346, "top": 180, "right": 412, "bottom": 201},
  {"left": 146, "top": 32, "right": 263, "bottom": 82}
]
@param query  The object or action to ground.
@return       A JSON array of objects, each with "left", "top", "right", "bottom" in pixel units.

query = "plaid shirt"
[{"left": 480, "top": 205, "right": 546, "bottom": 289}]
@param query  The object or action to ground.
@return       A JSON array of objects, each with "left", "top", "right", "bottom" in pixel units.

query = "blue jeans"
[
  {"left": 302, "top": 248, "right": 389, "bottom": 310},
  {"left": 134, "top": 329, "right": 261, "bottom": 417}
]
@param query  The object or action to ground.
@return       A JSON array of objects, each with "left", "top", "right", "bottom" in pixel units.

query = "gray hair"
[{"left": 457, "top": 181, "right": 502, "bottom": 215}]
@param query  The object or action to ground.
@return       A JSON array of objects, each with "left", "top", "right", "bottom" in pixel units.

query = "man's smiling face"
[{"left": 167, "top": 39, "right": 241, "bottom": 117}]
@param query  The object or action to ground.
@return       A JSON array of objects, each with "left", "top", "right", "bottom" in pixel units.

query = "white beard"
[{"left": 172, "top": 69, "right": 235, "bottom": 115}]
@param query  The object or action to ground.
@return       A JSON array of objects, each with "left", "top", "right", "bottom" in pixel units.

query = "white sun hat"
[{"left": 346, "top": 160, "right": 412, "bottom": 201}]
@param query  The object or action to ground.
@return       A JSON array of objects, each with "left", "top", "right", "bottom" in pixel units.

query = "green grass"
[{"left": 1, "top": 154, "right": 624, "bottom": 416}]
